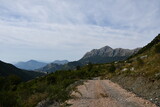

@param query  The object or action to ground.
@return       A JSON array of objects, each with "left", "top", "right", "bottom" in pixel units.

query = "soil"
[
  {"left": 67, "top": 80, "right": 157, "bottom": 107},
  {"left": 111, "top": 75, "right": 160, "bottom": 106}
]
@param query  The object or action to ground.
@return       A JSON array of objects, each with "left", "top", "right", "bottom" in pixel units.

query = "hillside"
[
  {"left": 0, "top": 60, "right": 45, "bottom": 81},
  {"left": 103, "top": 34, "right": 160, "bottom": 106},
  {"left": 38, "top": 63, "right": 63, "bottom": 73},
  {"left": 38, "top": 60, "right": 70, "bottom": 73},
  {"left": 15, "top": 60, "right": 48, "bottom": 70},
  {"left": 0, "top": 34, "right": 159, "bottom": 107}
]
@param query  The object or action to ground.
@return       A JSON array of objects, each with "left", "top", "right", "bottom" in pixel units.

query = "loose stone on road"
[{"left": 67, "top": 80, "right": 157, "bottom": 107}]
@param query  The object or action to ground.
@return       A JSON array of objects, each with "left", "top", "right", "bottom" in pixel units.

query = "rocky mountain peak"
[{"left": 79, "top": 46, "right": 140, "bottom": 64}]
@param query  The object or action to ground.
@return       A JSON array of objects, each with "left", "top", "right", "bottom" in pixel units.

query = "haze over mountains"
[
  {"left": 15, "top": 60, "right": 48, "bottom": 70},
  {"left": 39, "top": 46, "right": 140, "bottom": 73},
  {"left": 15, "top": 60, "right": 69, "bottom": 70}
]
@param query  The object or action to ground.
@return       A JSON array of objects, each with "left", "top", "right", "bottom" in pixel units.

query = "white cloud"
[{"left": 0, "top": 0, "right": 160, "bottom": 62}]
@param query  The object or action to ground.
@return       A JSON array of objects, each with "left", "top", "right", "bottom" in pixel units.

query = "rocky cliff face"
[{"left": 79, "top": 46, "right": 140, "bottom": 64}]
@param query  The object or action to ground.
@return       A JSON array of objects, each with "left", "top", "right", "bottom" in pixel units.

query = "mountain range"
[
  {"left": 79, "top": 46, "right": 140, "bottom": 64},
  {"left": 0, "top": 34, "right": 160, "bottom": 107},
  {"left": 15, "top": 60, "right": 69, "bottom": 70},
  {"left": 39, "top": 46, "right": 140, "bottom": 73},
  {"left": 52, "top": 60, "right": 69, "bottom": 65},
  {"left": 15, "top": 60, "right": 48, "bottom": 70}
]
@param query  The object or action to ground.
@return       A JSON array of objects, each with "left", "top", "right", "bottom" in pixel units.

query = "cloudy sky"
[{"left": 0, "top": 0, "right": 160, "bottom": 63}]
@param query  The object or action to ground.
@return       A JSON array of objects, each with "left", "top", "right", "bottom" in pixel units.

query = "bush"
[
  {"left": 76, "top": 66, "right": 81, "bottom": 70},
  {"left": 108, "top": 64, "right": 116, "bottom": 73},
  {"left": 46, "top": 75, "right": 56, "bottom": 84},
  {"left": 87, "top": 62, "right": 93, "bottom": 71},
  {"left": 7, "top": 75, "right": 22, "bottom": 85},
  {"left": 155, "top": 43, "right": 160, "bottom": 53}
]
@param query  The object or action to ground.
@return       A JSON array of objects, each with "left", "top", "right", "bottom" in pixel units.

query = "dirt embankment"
[
  {"left": 111, "top": 75, "right": 160, "bottom": 106},
  {"left": 67, "top": 80, "right": 157, "bottom": 107}
]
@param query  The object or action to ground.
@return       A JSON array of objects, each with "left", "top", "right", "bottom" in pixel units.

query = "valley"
[
  {"left": 0, "top": 34, "right": 160, "bottom": 107},
  {"left": 0, "top": 1, "right": 160, "bottom": 107}
]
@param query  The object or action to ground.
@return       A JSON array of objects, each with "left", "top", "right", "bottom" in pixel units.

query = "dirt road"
[{"left": 67, "top": 80, "right": 157, "bottom": 107}]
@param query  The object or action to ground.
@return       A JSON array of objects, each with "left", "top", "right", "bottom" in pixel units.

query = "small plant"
[
  {"left": 100, "top": 93, "right": 108, "bottom": 98},
  {"left": 137, "top": 57, "right": 144, "bottom": 66}
]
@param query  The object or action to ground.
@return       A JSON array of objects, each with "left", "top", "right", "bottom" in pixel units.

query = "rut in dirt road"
[{"left": 67, "top": 80, "right": 157, "bottom": 107}]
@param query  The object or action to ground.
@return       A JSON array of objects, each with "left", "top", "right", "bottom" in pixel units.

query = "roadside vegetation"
[
  {"left": 0, "top": 34, "right": 160, "bottom": 107},
  {"left": 0, "top": 62, "right": 106, "bottom": 107}
]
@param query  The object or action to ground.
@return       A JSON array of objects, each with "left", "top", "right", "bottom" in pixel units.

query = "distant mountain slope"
[
  {"left": 79, "top": 46, "right": 140, "bottom": 64},
  {"left": 38, "top": 60, "right": 69, "bottom": 73},
  {"left": 0, "top": 60, "right": 45, "bottom": 81},
  {"left": 15, "top": 60, "right": 47, "bottom": 70},
  {"left": 40, "top": 46, "right": 140, "bottom": 73},
  {"left": 38, "top": 63, "right": 63, "bottom": 73},
  {"left": 52, "top": 60, "right": 69, "bottom": 65}
]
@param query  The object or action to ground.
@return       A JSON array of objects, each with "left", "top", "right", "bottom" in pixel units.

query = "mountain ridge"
[
  {"left": 39, "top": 46, "right": 140, "bottom": 73},
  {"left": 15, "top": 60, "right": 47, "bottom": 70},
  {"left": 79, "top": 46, "right": 140, "bottom": 64}
]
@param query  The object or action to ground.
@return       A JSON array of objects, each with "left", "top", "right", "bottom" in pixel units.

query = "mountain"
[
  {"left": 79, "top": 46, "right": 140, "bottom": 64},
  {"left": 109, "top": 34, "right": 160, "bottom": 106},
  {"left": 38, "top": 60, "right": 69, "bottom": 73},
  {"left": 39, "top": 46, "right": 140, "bottom": 73},
  {"left": 15, "top": 60, "right": 48, "bottom": 70},
  {"left": 38, "top": 63, "right": 63, "bottom": 73},
  {"left": 1, "top": 34, "right": 159, "bottom": 107},
  {"left": 52, "top": 60, "right": 69, "bottom": 65},
  {"left": 0, "top": 60, "right": 45, "bottom": 81}
]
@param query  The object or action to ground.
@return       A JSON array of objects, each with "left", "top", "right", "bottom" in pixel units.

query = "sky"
[{"left": 0, "top": 0, "right": 160, "bottom": 63}]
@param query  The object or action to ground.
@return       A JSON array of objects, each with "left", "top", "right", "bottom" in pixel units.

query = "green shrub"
[
  {"left": 46, "top": 75, "right": 56, "bottom": 84},
  {"left": 76, "top": 66, "right": 81, "bottom": 70},
  {"left": 8, "top": 75, "right": 22, "bottom": 85},
  {"left": 87, "top": 62, "right": 93, "bottom": 71},
  {"left": 155, "top": 43, "right": 160, "bottom": 53},
  {"left": 108, "top": 64, "right": 116, "bottom": 73}
]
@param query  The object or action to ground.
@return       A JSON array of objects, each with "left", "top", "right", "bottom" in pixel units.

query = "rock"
[
  {"left": 114, "top": 61, "right": 118, "bottom": 64},
  {"left": 140, "top": 55, "right": 148, "bottom": 59},
  {"left": 150, "top": 98, "right": 153, "bottom": 101},
  {"left": 122, "top": 68, "right": 128, "bottom": 71},
  {"left": 130, "top": 67, "right": 135, "bottom": 71},
  {"left": 80, "top": 46, "right": 141, "bottom": 64}
]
